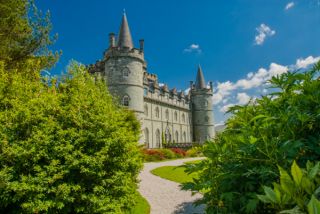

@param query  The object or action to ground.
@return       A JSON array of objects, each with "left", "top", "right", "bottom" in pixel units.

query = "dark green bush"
[{"left": 183, "top": 62, "right": 320, "bottom": 213}]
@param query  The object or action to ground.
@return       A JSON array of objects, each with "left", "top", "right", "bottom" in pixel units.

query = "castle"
[{"left": 89, "top": 13, "right": 215, "bottom": 148}]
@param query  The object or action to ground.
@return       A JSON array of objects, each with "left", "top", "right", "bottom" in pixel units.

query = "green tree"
[
  {"left": 183, "top": 61, "right": 320, "bottom": 213},
  {"left": 0, "top": 0, "right": 59, "bottom": 73},
  {"left": 0, "top": 62, "right": 143, "bottom": 213}
]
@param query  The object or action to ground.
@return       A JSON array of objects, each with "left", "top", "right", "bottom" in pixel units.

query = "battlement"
[{"left": 104, "top": 47, "right": 145, "bottom": 63}]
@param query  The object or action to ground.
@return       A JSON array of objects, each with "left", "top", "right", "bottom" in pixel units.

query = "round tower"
[
  {"left": 103, "top": 12, "right": 146, "bottom": 122},
  {"left": 191, "top": 65, "right": 215, "bottom": 143}
]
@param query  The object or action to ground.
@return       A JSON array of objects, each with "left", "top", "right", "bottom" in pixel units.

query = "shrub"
[
  {"left": 0, "top": 63, "right": 143, "bottom": 213},
  {"left": 258, "top": 161, "right": 320, "bottom": 213},
  {"left": 160, "top": 149, "right": 176, "bottom": 159},
  {"left": 186, "top": 146, "right": 203, "bottom": 157},
  {"left": 183, "top": 62, "right": 320, "bottom": 213},
  {"left": 142, "top": 149, "right": 165, "bottom": 162},
  {"left": 171, "top": 148, "right": 187, "bottom": 157}
]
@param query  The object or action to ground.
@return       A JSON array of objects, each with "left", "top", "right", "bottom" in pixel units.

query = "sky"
[{"left": 36, "top": 0, "right": 320, "bottom": 124}]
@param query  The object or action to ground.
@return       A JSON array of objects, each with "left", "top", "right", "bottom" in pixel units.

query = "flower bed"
[{"left": 142, "top": 147, "right": 202, "bottom": 162}]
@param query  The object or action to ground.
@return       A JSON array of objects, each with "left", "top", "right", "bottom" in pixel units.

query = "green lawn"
[
  {"left": 150, "top": 160, "right": 201, "bottom": 184},
  {"left": 125, "top": 192, "right": 150, "bottom": 214}
]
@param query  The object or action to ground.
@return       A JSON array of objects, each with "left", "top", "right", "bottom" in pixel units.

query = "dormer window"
[
  {"left": 122, "top": 95, "right": 130, "bottom": 106},
  {"left": 122, "top": 68, "right": 129, "bottom": 77}
]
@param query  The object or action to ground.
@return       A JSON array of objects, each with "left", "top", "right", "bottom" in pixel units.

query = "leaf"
[
  {"left": 279, "top": 206, "right": 304, "bottom": 214},
  {"left": 308, "top": 162, "right": 320, "bottom": 180},
  {"left": 263, "top": 186, "right": 278, "bottom": 203},
  {"left": 307, "top": 195, "right": 320, "bottom": 214},
  {"left": 291, "top": 161, "right": 303, "bottom": 186},
  {"left": 257, "top": 194, "right": 273, "bottom": 204},
  {"left": 279, "top": 166, "right": 295, "bottom": 195}
]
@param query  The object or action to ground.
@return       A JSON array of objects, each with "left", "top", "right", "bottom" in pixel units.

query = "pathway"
[{"left": 138, "top": 157, "right": 205, "bottom": 214}]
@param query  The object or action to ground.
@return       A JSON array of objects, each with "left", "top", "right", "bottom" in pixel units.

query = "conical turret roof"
[
  {"left": 117, "top": 12, "right": 134, "bottom": 49},
  {"left": 195, "top": 64, "right": 206, "bottom": 89}
]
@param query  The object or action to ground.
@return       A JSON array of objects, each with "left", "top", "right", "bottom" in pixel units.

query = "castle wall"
[{"left": 143, "top": 92, "right": 192, "bottom": 148}]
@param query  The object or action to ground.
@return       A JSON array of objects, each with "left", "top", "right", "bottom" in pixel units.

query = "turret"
[
  {"left": 103, "top": 12, "right": 146, "bottom": 123},
  {"left": 190, "top": 65, "right": 215, "bottom": 143}
]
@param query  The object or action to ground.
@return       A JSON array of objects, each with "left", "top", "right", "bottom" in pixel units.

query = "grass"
[
  {"left": 125, "top": 192, "right": 150, "bottom": 214},
  {"left": 150, "top": 160, "right": 202, "bottom": 184}
]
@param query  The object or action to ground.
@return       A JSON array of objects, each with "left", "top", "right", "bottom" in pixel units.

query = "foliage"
[
  {"left": 186, "top": 146, "right": 203, "bottom": 157},
  {"left": 171, "top": 148, "right": 187, "bottom": 157},
  {"left": 0, "top": 0, "right": 59, "bottom": 73},
  {"left": 257, "top": 160, "right": 320, "bottom": 213},
  {"left": 0, "top": 62, "right": 143, "bottom": 213},
  {"left": 125, "top": 192, "right": 150, "bottom": 214},
  {"left": 183, "top": 62, "right": 320, "bottom": 213}
]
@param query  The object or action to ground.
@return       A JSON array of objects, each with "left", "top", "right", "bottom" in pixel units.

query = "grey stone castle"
[{"left": 89, "top": 13, "right": 215, "bottom": 148}]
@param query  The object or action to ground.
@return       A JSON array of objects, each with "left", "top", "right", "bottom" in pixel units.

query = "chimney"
[
  {"left": 209, "top": 81, "right": 213, "bottom": 91},
  {"left": 139, "top": 39, "right": 144, "bottom": 52},
  {"left": 109, "top": 33, "right": 116, "bottom": 47},
  {"left": 190, "top": 81, "right": 194, "bottom": 90}
]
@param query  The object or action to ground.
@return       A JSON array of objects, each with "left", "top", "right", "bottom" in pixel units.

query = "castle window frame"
[
  {"left": 156, "top": 129, "right": 161, "bottom": 147},
  {"left": 182, "top": 113, "right": 185, "bottom": 123},
  {"left": 144, "top": 88, "right": 148, "bottom": 96},
  {"left": 144, "top": 128, "right": 149, "bottom": 148},
  {"left": 122, "top": 95, "right": 130, "bottom": 107},
  {"left": 122, "top": 67, "right": 130, "bottom": 77},
  {"left": 174, "top": 111, "right": 178, "bottom": 121},
  {"left": 155, "top": 107, "right": 160, "bottom": 118},
  {"left": 144, "top": 105, "right": 148, "bottom": 116},
  {"left": 183, "top": 132, "right": 186, "bottom": 142},
  {"left": 175, "top": 131, "right": 179, "bottom": 143},
  {"left": 165, "top": 109, "right": 169, "bottom": 120}
]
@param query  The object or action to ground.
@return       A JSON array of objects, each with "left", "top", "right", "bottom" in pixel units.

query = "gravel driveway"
[{"left": 138, "top": 157, "right": 205, "bottom": 214}]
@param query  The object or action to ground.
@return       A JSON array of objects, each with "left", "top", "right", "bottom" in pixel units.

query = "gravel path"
[{"left": 138, "top": 157, "right": 205, "bottom": 214}]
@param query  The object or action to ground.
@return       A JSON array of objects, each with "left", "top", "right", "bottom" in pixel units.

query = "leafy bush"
[
  {"left": 186, "top": 146, "right": 203, "bottom": 157},
  {"left": 142, "top": 149, "right": 165, "bottom": 162},
  {"left": 0, "top": 63, "right": 143, "bottom": 213},
  {"left": 160, "top": 149, "right": 176, "bottom": 159},
  {"left": 183, "top": 62, "right": 320, "bottom": 213},
  {"left": 258, "top": 160, "right": 320, "bottom": 213},
  {"left": 170, "top": 148, "right": 187, "bottom": 158}
]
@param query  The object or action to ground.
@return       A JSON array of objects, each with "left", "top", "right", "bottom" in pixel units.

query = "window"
[
  {"left": 156, "top": 129, "right": 161, "bottom": 148},
  {"left": 144, "top": 88, "right": 148, "bottom": 96},
  {"left": 204, "top": 100, "right": 208, "bottom": 107},
  {"left": 155, "top": 107, "right": 160, "bottom": 118},
  {"left": 205, "top": 116, "right": 209, "bottom": 122},
  {"left": 182, "top": 114, "right": 185, "bottom": 123},
  {"left": 144, "top": 128, "right": 149, "bottom": 148},
  {"left": 174, "top": 111, "right": 178, "bottom": 121},
  {"left": 122, "top": 68, "right": 129, "bottom": 77},
  {"left": 165, "top": 128, "right": 171, "bottom": 143},
  {"left": 144, "top": 105, "right": 148, "bottom": 116},
  {"left": 122, "top": 95, "right": 130, "bottom": 106},
  {"left": 183, "top": 132, "right": 186, "bottom": 142},
  {"left": 165, "top": 109, "right": 169, "bottom": 120},
  {"left": 175, "top": 131, "right": 179, "bottom": 143}
]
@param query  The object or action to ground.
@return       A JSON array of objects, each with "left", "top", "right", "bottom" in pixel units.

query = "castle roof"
[
  {"left": 195, "top": 64, "right": 206, "bottom": 89},
  {"left": 117, "top": 12, "right": 133, "bottom": 49}
]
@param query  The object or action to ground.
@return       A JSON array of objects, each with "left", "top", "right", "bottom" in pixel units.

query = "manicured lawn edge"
[{"left": 125, "top": 191, "right": 150, "bottom": 214}]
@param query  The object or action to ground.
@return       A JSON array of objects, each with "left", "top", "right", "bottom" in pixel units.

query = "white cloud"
[
  {"left": 254, "top": 24, "right": 276, "bottom": 45},
  {"left": 212, "top": 93, "right": 223, "bottom": 105},
  {"left": 159, "top": 83, "right": 165, "bottom": 87},
  {"left": 184, "top": 44, "right": 202, "bottom": 53},
  {"left": 184, "top": 87, "right": 190, "bottom": 95},
  {"left": 296, "top": 56, "right": 320, "bottom": 69},
  {"left": 219, "top": 104, "right": 235, "bottom": 113},
  {"left": 285, "top": 2, "right": 295, "bottom": 10},
  {"left": 237, "top": 93, "right": 251, "bottom": 105}
]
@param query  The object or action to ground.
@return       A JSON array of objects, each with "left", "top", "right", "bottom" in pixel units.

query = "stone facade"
[{"left": 89, "top": 13, "right": 215, "bottom": 148}]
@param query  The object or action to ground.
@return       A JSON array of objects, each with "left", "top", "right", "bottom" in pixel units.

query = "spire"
[
  {"left": 195, "top": 64, "right": 206, "bottom": 89},
  {"left": 117, "top": 11, "right": 134, "bottom": 49}
]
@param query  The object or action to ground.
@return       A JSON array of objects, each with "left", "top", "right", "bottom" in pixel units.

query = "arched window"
[
  {"left": 122, "top": 68, "right": 129, "bottom": 77},
  {"left": 182, "top": 114, "right": 185, "bottom": 123},
  {"left": 205, "top": 116, "right": 209, "bottom": 122},
  {"left": 144, "top": 128, "right": 149, "bottom": 148},
  {"left": 174, "top": 111, "right": 178, "bottom": 121},
  {"left": 204, "top": 100, "right": 208, "bottom": 107},
  {"left": 165, "top": 128, "right": 171, "bottom": 143},
  {"left": 122, "top": 95, "right": 130, "bottom": 106},
  {"left": 183, "top": 132, "right": 186, "bottom": 142},
  {"left": 156, "top": 129, "right": 161, "bottom": 148},
  {"left": 155, "top": 107, "right": 160, "bottom": 118},
  {"left": 175, "top": 131, "right": 179, "bottom": 143},
  {"left": 144, "top": 88, "right": 148, "bottom": 96},
  {"left": 165, "top": 109, "right": 169, "bottom": 120},
  {"left": 144, "top": 105, "right": 148, "bottom": 116}
]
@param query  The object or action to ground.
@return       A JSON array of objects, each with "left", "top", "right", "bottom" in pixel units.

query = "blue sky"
[{"left": 36, "top": 0, "right": 320, "bottom": 123}]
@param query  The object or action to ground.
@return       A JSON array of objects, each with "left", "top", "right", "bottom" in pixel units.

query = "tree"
[
  {"left": 183, "top": 61, "right": 320, "bottom": 213},
  {"left": 0, "top": 0, "right": 59, "bottom": 73},
  {"left": 0, "top": 62, "right": 143, "bottom": 213}
]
